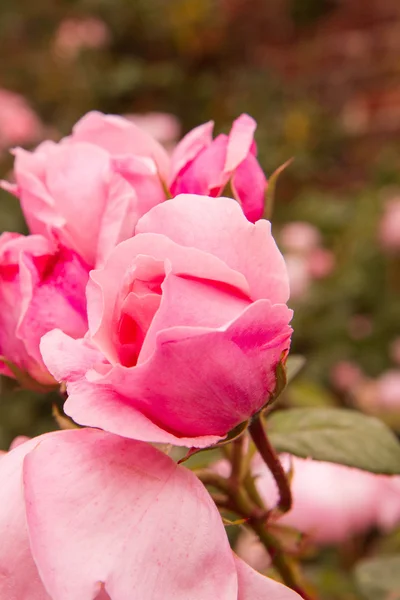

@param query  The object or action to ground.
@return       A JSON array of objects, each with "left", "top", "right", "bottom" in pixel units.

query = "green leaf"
[
  {"left": 267, "top": 407, "right": 400, "bottom": 474},
  {"left": 355, "top": 555, "right": 400, "bottom": 600}
]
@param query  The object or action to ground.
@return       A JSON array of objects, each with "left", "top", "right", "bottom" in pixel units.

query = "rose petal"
[
  {"left": 24, "top": 428, "right": 238, "bottom": 599},
  {"left": 136, "top": 194, "right": 290, "bottom": 304}
]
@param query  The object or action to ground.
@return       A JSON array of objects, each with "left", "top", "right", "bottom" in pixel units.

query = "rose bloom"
[
  {"left": 236, "top": 454, "right": 400, "bottom": 570},
  {"left": 2, "top": 111, "right": 266, "bottom": 268},
  {"left": 0, "top": 428, "right": 300, "bottom": 600},
  {"left": 0, "top": 89, "right": 42, "bottom": 153},
  {"left": 41, "top": 194, "right": 292, "bottom": 447},
  {"left": 0, "top": 232, "right": 88, "bottom": 385}
]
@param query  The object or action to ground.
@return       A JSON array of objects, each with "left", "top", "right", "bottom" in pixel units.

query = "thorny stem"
[{"left": 248, "top": 414, "right": 292, "bottom": 514}]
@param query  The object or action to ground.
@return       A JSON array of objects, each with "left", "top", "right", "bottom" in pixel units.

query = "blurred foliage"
[{"left": 1, "top": 1, "right": 400, "bottom": 597}]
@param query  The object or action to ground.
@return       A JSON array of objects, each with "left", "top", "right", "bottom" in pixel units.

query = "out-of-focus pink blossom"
[
  {"left": 0, "top": 89, "right": 42, "bottom": 153},
  {"left": 330, "top": 360, "right": 364, "bottom": 393},
  {"left": 307, "top": 248, "right": 335, "bottom": 279},
  {"left": 379, "top": 198, "right": 400, "bottom": 252},
  {"left": 41, "top": 194, "right": 292, "bottom": 448},
  {"left": 0, "top": 232, "right": 88, "bottom": 385},
  {"left": 285, "top": 254, "right": 311, "bottom": 299},
  {"left": 355, "top": 371, "right": 400, "bottom": 414},
  {"left": 348, "top": 314, "right": 373, "bottom": 340},
  {"left": 124, "top": 113, "right": 181, "bottom": 152},
  {"left": 234, "top": 454, "right": 400, "bottom": 565},
  {"left": 0, "top": 427, "right": 301, "bottom": 599},
  {"left": 280, "top": 222, "right": 321, "bottom": 254},
  {"left": 53, "top": 17, "right": 110, "bottom": 59},
  {"left": 170, "top": 114, "right": 267, "bottom": 222},
  {"left": 280, "top": 222, "right": 335, "bottom": 300}
]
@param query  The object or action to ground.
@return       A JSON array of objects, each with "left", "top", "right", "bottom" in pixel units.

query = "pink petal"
[
  {"left": 86, "top": 232, "right": 249, "bottom": 364},
  {"left": 69, "top": 111, "right": 170, "bottom": 181},
  {"left": 224, "top": 114, "right": 256, "bottom": 174},
  {"left": 170, "top": 120, "right": 214, "bottom": 184},
  {"left": 234, "top": 555, "right": 302, "bottom": 600},
  {"left": 62, "top": 300, "right": 292, "bottom": 445},
  {"left": 0, "top": 437, "right": 51, "bottom": 600},
  {"left": 136, "top": 194, "right": 290, "bottom": 304},
  {"left": 231, "top": 153, "right": 266, "bottom": 222},
  {"left": 24, "top": 428, "right": 238, "bottom": 599}
]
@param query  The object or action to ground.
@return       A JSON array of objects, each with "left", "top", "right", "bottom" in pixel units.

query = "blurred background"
[{"left": 1, "top": 1, "right": 400, "bottom": 597}]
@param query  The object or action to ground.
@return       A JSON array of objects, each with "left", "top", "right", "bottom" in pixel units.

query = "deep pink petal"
[
  {"left": 231, "top": 153, "right": 266, "bottom": 222},
  {"left": 136, "top": 194, "right": 290, "bottom": 304},
  {"left": 63, "top": 300, "right": 292, "bottom": 445},
  {"left": 24, "top": 428, "right": 238, "bottom": 599},
  {"left": 86, "top": 232, "right": 249, "bottom": 364}
]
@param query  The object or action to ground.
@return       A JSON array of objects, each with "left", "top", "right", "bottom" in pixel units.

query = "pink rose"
[
  {"left": 0, "top": 232, "right": 88, "bottom": 386},
  {"left": 41, "top": 194, "right": 292, "bottom": 447},
  {"left": 253, "top": 455, "right": 392, "bottom": 545},
  {"left": 1, "top": 111, "right": 169, "bottom": 267},
  {"left": 170, "top": 114, "right": 267, "bottom": 222},
  {"left": 124, "top": 112, "right": 181, "bottom": 152},
  {"left": 0, "top": 89, "right": 42, "bottom": 153},
  {"left": 0, "top": 427, "right": 300, "bottom": 599}
]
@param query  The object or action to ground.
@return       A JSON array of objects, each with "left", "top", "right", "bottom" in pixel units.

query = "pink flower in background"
[
  {"left": 0, "top": 232, "right": 88, "bottom": 386},
  {"left": 280, "top": 222, "right": 335, "bottom": 300},
  {"left": 355, "top": 371, "right": 400, "bottom": 416},
  {"left": 170, "top": 114, "right": 267, "bottom": 222},
  {"left": 41, "top": 194, "right": 292, "bottom": 447},
  {"left": 1, "top": 111, "right": 169, "bottom": 267},
  {"left": 234, "top": 455, "right": 400, "bottom": 569},
  {"left": 284, "top": 254, "right": 311, "bottom": 299},
  {"left": 330, "top": 360, "right": 364, "bottom": 393},
  {"left": 124, "top": 112, "right": 181, "bottom": 152},
  {"left": 280, "top": 222, "right": 321, "bottom": 254},
  {"left": 379, "top": 198, "right": 400, "bottom": 252},
  {"left": 0, "top": 427, "right": 301, "bottom": 600},
  {"left": 53, "top": 17, "right": 110, "bottom": 59},
  {"left": 0, "top": 89, "right": 42, "bottom": 153}
]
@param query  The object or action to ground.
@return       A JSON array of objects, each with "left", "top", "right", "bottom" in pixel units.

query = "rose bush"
[
  {"left": 0, "top": 232, "right": 88, "bottom": 386},
  {"left": 41, "top": 193, "right": 292, "bottom": 446},
  {"left": 0, "top": 428, "right": 300, "bottom": 600}
]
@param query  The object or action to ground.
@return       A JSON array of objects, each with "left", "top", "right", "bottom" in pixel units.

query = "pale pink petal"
[
  {"left": 136, "top": 194, "right": 290, "bottom": 304},
  {"left": 234, "top": 555, "right": 302, "bottom": 600},
  {"left": 231, "top": 152, "right": 266, "bottom": 222},
  {"left": 24, "top": 428, "right": 238, "bottom": 599},
  {"left": 224, "top": 114, "right": 257, "bottom": 173},
  {"left": 170, "top": 120, "right": 214, "bottom": 183},
  {"left": 0, "top": 437, "right": 51, "bottom": 600},
  {"left": 41, "top": 143, "right": 110, "bottom": 265},
  {"left": 69, "top": 111, "right": 170, "bottom": 181}
]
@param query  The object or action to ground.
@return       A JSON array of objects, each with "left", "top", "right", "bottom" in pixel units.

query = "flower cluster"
[{"left": 0, "top": 112, "right": 298, "bottom": 598}]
